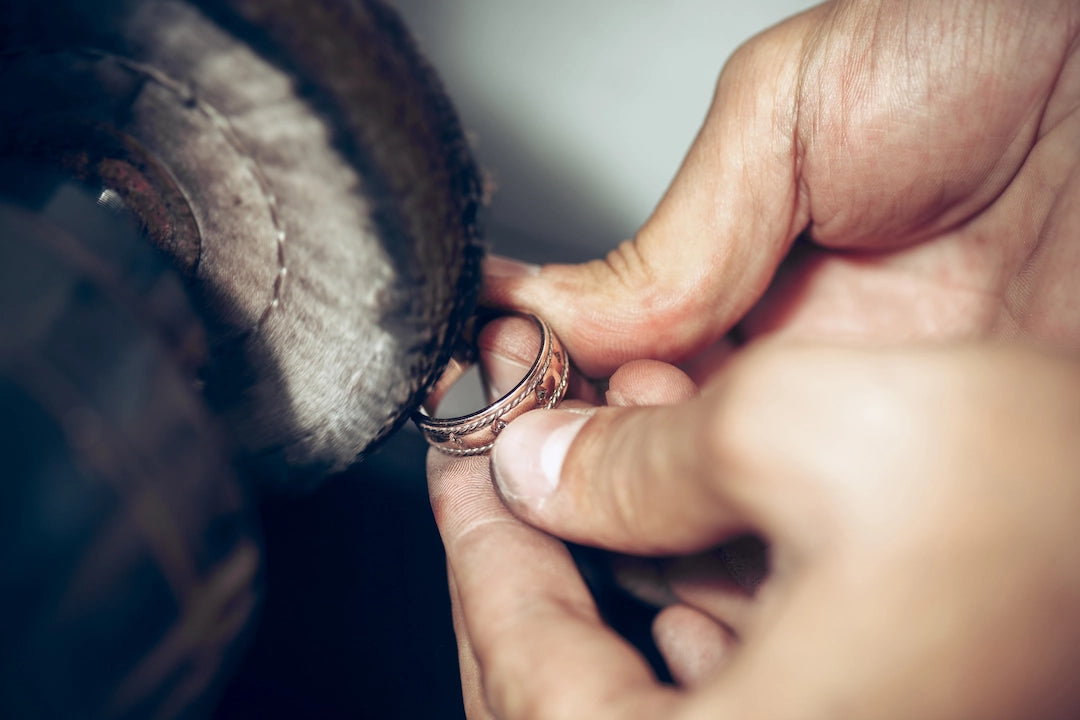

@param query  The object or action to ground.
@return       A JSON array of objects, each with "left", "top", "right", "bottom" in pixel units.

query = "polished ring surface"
[{"left": 415, "top": 314, "right": 569, "bottom": 456}]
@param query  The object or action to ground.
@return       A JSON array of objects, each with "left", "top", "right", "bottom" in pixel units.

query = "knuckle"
[
  {"left": 600, "top": 239, "right": 655, "bottom": 294},
  {"left": 599, "top": 240, "right": 688, "bottom": 319}
]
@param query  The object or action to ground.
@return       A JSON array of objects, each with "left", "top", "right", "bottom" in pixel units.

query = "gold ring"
[{"left": 414, "top": 313, "right": 569, "bottom": 455}]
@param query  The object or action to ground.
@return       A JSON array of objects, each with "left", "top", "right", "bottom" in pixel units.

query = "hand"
[
  {"left": 432, "top": 0, "right": 1080, "bottom": 716},
  {"left": 485, "top": 0, "right": 1080, "bottom": 375},
  {"left": 430, "top": 338, "right": 1080, "bottom": 719}
]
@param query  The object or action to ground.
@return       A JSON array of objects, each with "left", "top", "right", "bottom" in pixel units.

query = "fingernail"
[
  {"left": 492, "top": 409, "right": 591, "bottom": 504},
  {"left": 483, "top": 351, "right": 529, "bottom": 403},
  {"left": 478, "top": 316, "right": 541, "bottom": 401},
  {"left": 484, "top": 254, "right": 540, "bottom": 278},
  {"left": 480, "top": 350, "right": 530, "bottom": 401}
]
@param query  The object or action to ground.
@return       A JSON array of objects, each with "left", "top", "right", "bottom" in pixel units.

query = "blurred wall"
[{"left": 390, "top": 0, "right": 815, "bottom": 262}]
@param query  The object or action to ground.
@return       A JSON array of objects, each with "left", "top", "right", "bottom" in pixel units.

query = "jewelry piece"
[{"left": 415, "top": 313, "right": 569, "bottom": 456}]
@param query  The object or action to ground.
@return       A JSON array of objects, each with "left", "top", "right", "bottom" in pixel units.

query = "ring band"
[{"left": 414, "top": 313, "right": 569, "bottom": 456}]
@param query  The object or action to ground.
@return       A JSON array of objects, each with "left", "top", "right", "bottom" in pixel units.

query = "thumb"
[
  {"left": 489, "top": 395, "right": 768, "bottom": 557},
  {"left": 488, "top": 340, "right": 852, "bottom": 557},
  {"left": 483, "top": 14, "right": 815, "bottom": 377}
]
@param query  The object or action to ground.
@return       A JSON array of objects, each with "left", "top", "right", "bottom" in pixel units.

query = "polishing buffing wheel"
[{"left": 0, "top": 0, "right": 482, "bottom": 715}]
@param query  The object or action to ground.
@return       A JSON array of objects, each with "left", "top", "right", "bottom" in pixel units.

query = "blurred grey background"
[{"left": 390, "top": 0, "right": 815, "bottom": 263}]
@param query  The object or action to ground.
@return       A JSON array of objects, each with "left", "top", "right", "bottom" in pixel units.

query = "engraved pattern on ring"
[{"left": 416, "top": 314, "right": 569, "bottom": 456}]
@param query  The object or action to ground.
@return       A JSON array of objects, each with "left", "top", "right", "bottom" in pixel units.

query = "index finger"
[{"left": 428, "top": 450, "right": 683, "bottom": 719}]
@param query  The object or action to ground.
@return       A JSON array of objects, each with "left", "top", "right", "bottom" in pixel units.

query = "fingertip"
[
  {"left": 494, "top": 396, "right": 756, "bottom": 556},
  {"left": 482, "top": 253, "right": 540, "bottom": 279},
  {"left": 425, "top": 446, "right": 459, "bottom": 490},
  {"left": 606, "top": 359, "right": 699, "bottom": 407},
  {"left": 652, "top": 604, "right": 734, "bottom": 688},
  {"left": 483, "top": 257, "right": 721, "bottom": 377},
  {"left": 477, "top": 315, "right": 540, "bottom": 400},
  {"left": 426, "top": 449, "right": 498, "bottom": 536},
  {"left": 479, "top": 255, "right": 548, "bottom": 311},
  {"left": 491, "top": 408, "right": 594, "bottom": 509}
]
